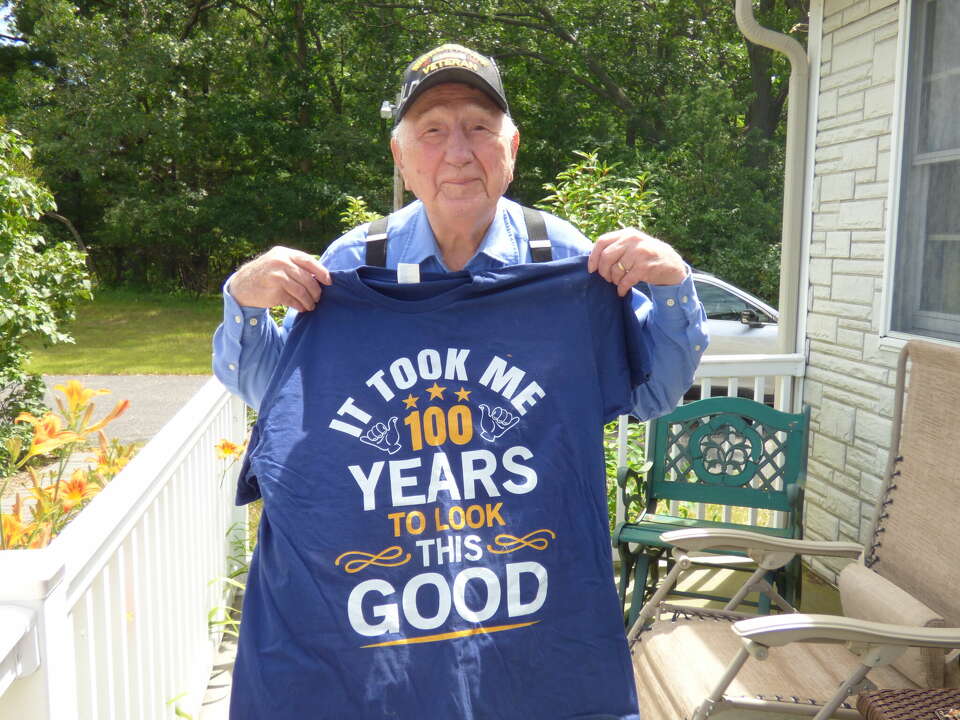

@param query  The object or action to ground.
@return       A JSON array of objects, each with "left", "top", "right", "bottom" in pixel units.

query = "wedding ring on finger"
[{"left": 616, "top": 261, "right": 628, "bottom": 272}]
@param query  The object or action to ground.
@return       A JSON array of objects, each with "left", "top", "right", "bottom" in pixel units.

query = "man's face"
[{"left": 391, "top": 83, "right": 519, "bottom": 224}]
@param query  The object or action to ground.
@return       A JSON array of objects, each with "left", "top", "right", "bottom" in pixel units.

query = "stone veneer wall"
[{"left": 802, "top": 0, "right": 905, "bottom": 583}]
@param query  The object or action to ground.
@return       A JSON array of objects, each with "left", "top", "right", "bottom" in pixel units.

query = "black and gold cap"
[{"left": 396, "top": 44, "right": 509, "bottom": 122}]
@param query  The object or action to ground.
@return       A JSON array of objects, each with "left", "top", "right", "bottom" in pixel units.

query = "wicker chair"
[{"left": 629, "top": 341, "right": 960, "bottom": 719}]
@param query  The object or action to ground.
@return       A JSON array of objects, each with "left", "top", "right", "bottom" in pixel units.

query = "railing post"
[{"left": 0, "top": 550, "right": 78, "bottom": 720}]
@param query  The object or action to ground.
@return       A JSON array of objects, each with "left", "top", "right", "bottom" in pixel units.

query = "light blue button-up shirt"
[{"left": 212, "top": 197, "right": 708, "bottom": 417}]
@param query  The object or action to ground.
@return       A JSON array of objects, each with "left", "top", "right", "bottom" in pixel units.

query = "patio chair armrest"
[
  {"left": 616, "top": 463, "right": 650, "bottom": 520},
  {"left": 733, "top": 613, "right": 960, "bottom": 650},
  {"left": 627, "top": 529, "right": 853, "bottom": 634},
  {"left": 661, "top": 528, "right": 863, "bottom": 564}
]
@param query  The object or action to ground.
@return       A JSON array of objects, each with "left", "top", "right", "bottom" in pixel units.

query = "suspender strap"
[
  {"left": 364, "top": 215, "right": 389, "bottom": 267},
  {"left": 521, "top": 206, "right": 552, "bottom": 262}
]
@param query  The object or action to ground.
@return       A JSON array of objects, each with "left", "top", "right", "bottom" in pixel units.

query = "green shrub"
[
  {"left": 536, "top": 149, "right": 657, "bottom": 238},
  {"left": 340, "top": 195, "right": 383, "bottom": 232}
]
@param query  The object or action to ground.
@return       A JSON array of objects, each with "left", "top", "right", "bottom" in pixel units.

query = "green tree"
[
  {"left": 6, "top": 0, "right": 803, "bottom": 302},
  {"left": 0, "top": 124, "right": 91, "bottom": 463},
  {"left": 9, "top": 0, "right": 402, "bottom": 291}
]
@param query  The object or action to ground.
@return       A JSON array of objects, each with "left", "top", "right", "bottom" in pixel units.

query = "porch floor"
[{"left": 198, "top": 564, "right": 842, "bottom": 718}]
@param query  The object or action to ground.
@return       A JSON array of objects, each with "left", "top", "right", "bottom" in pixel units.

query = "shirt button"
[
  {"left": 249, "top": 317, "right": 258, "bottom": 326},
  {"left": 666, "top": 298, "right": 676, "bottom": 307},
  {"left": 694, "top": 345, "right": 702, "bottom": 352},
  {"left": 228, "top": 363, "right": 237, "bottom": 371},
  {"left": 681, "top": 295, "right": 688, "bottom": 303},
  {"left": 234, "top": 315, "right": 242, "bottom": 323}
]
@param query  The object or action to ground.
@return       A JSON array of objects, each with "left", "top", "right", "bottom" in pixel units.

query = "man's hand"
[
  {"left": 587, "top": 228, "right": 687, "bottom": 297},
  {"left": 228, "top": 246, "right": 332, "bottom": 311}
]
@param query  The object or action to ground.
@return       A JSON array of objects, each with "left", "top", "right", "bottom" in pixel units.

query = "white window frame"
[{"left": 882, "top": 0, "right": 960, "bottom": 345}]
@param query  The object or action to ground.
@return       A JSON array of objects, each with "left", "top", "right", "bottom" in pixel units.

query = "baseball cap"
[{"left": 395, "top": 43, "right": 509, "bottom": 122}]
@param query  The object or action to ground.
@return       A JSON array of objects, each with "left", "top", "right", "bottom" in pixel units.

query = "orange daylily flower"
[
  {"left": 15, "top": 412, "right": 82, "bottom": 461},
  {"left": 87, "top": 431, "right": 134, "bottom": 483},
  {"left": 2, "top": 495, "right": 27, "bottom": 547},
  {"left": 59, "top": 469, "right": 97, "bottom": 511},
  {"left": 215, "top": 439, "right": 245, "bottom": 459},
  {"left": 54, "top": 380, "right": 110, "bottom": 419},
  {"left": 82, "top": 399, "right": 130, "bottom": 435},
  {"left": 4, "top": 380, "right": 136, "bottom": 549},
  {"left": 0, "top": 494, "right": 49, "bottom": 548}
]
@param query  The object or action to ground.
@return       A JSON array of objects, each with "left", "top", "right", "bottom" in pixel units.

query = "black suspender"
[
  {"left": 521, "top": 206, "right": 552, "bottom": 263},
  {"left": 363, "top": 206, "right": 553, "bottom": 267},
  {"left": 364, "top": 215, "right": 389, "bottom": 267}
]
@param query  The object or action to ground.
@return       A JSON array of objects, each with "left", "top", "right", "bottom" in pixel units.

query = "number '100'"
[{"left": 404, "top": 406, "right": 473, "bottom": 451}]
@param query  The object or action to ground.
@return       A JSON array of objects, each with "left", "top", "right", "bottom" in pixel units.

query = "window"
[
  {"left": 694, "top": 281, "right": 775, "bottom": 323},
  {"left": 891, "top": 0, "right": 960, "bottom": 341}
]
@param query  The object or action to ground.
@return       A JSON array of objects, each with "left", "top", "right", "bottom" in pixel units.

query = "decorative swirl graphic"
[
  {"left": 486, "top": 528, "right": 556, "bottom": 554},
  {"left": 335, "top": 545, "right": 412, "bottom": 574}
]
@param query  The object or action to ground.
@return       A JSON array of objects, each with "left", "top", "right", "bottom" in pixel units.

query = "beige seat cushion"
[
  {"left": 633, "top": 612, "right": 916, "bottom": 720},
  {"left": 840, "top": 562, "right": 946, "bottom": 687}
]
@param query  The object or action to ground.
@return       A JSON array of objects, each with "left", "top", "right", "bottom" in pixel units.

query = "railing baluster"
[
  {"left": 81, "top": 591, "right": 99, "bottom": 719},
  {"left": 115, "top": 547, "right": 132, "bottom": 720},
  {"left": 161, "top": 481, "right": 177, "bottom": 712},
  {"left": 128, "top": 527, "right": 146, "bottom": 720},
  {"left": 145, "top": 502, "right": 162, "bottom": 720},
  {"left": 699, "top": 378, "right": 712, "bottom": 400},
  {"left": 98, "top": 563, "right": 117, "bottom": 719},
  {"left": 172, "top": 467, "right": 189, "bottom": 707}
]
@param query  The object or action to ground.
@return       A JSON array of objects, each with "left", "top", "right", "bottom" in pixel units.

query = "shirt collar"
[
  {"left": 474, "top": 199, "right": 521, "bottom": 268},
  {"left": 397, "top": 198, "right": 521, "bottom": 270}
]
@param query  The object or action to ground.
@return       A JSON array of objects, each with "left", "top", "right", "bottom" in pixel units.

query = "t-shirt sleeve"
[{"left": 587, "top": 276, "right": 648, "bottom": 423}]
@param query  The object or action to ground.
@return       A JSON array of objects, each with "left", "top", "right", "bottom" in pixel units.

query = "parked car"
[
  {"left": 639, "top": 271, "right": 779, "bottom": 356},
  {"left": 639, "top": 271, "right": 779, "bottom": 401},
  {"left": 691, "top": 271, "right": 779, "bottom": 356}
]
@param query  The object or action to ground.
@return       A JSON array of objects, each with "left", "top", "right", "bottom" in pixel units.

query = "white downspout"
[{"left": 735, "top": 0, "right": 809, "bottom": 356}]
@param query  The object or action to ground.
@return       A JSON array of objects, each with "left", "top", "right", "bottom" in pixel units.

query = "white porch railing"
[
  {"left": 0, "top": 377, "right": 247, "bottom": 720},
  {"left": 614, "top": 353, "right": 806, "bottom": 531}
]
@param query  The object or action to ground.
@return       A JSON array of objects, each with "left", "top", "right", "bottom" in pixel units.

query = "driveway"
[{"left": 42, "top": 374, "right": 213, "bottom": 445}]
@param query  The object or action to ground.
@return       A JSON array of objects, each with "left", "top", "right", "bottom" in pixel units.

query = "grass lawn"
[{"left": 27, "top": 288, "right": 224, "bottom": 374}]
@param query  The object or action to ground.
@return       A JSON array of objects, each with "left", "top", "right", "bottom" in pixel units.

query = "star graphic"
[
  {"left": 425, "top": 382, "right": 446, "bottom": 400},
  {"left": 402, "top": 393, "right": 419, "bottom": 409},
  {"left": 454, "top": 387, "right": 472, "bottom": 402}
]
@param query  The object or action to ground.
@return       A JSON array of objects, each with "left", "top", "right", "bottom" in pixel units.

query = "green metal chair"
[{"left": 614, "top": 396, "right": 809, "bottom": 626}]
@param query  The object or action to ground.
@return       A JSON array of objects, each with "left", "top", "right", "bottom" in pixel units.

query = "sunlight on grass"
[{"left": 27, "top": 289, "right": 224, "bottom": 375}]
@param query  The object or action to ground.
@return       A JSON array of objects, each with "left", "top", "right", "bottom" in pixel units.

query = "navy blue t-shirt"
[{"left": 231, "top": 256, "right": 643, "bottom": 720}]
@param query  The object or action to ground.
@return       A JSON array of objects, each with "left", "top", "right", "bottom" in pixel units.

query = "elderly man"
[{"left": 215, "top": 44, "right": 707, "bottom": 720}]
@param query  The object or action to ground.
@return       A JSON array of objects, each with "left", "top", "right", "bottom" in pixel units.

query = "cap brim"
[{"left": 397, "top": 68, "right": 509, "bottom": 121}]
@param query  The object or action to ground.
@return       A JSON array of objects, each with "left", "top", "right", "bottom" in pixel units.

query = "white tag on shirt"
[{"left": 397, "top": 263, "right": 420, "bottom": 284}]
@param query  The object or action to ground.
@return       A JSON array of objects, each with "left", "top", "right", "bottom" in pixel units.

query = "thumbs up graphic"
[
  {"left": 478, "top": 404, "right": 520, "bottom": 442},
  {"left": 359, "top": 416, "right": 402, "bottom": 455}
]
